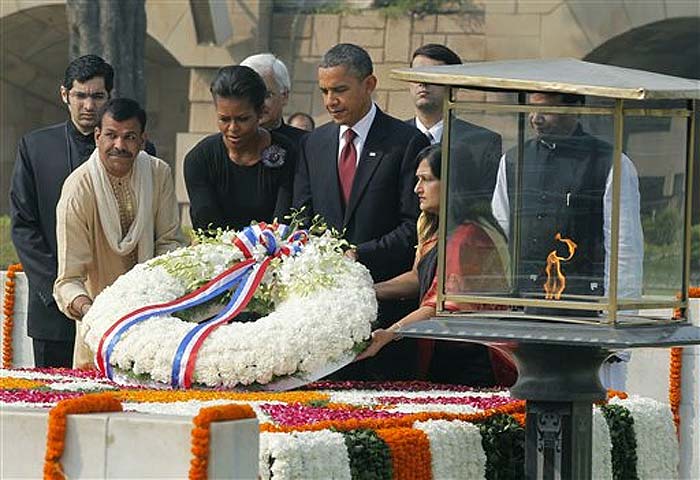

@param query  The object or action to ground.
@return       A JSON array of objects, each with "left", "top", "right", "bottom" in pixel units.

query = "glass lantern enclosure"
[{"left": 392, "top": 59, "right": 699, "bottom": 324}]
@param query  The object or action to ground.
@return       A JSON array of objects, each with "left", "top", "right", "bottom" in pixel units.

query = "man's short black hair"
[
  {"left": 560, "top": 93, "right": 586, "bottom": 105},
  {"left": 63, "top": 55, "right": 114, "bottom": 92},
  {"left": 411, "top": 44, "right": 462, "bottom": 66},
  {"left": 98, "top": 98, "right": 147, "bottom": 132},
  {"left": 319, "top": 43, "right": 373, "bottom": 79},
  {"left": 210, "top": 65, "right": 267, "bottom": 113},
  {"left": 528, "top": 92, "right": 586, "bottom": 105}
]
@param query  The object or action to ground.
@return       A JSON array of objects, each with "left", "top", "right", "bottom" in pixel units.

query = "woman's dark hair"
[
  {"left": 98, "top": 98, "right": 147, "bottom": 132},
  {"left": 416, "top": 145, "right": 442, "bottom": 245},
  {"left": 420, "top": 144, "right": 442, "bottom": 179},
  {"left": 210, "top": 65, "right": 267, "bottom": 113},
  {"left": 63, "top": 55, "right": 114, "bottom": 92},
  {"left": 416, "top": 143, "right": 505, "bottom": 244}
]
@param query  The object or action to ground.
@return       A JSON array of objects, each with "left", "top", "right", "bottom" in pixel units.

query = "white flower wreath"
[{"left": 82, "top": 224, "right": 376, "bottom": 389}]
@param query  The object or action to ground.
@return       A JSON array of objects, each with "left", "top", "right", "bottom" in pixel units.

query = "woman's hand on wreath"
[
  {"left": 344, "top": 248, "right": 358, "bottom": 261},
  {"left": 355, "top": 329, "right": 396, "bottom": 361}
]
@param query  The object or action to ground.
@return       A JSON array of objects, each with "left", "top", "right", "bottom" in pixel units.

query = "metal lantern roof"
[{"left": 390, "top": 58, "right": 700, "bottom": 100}]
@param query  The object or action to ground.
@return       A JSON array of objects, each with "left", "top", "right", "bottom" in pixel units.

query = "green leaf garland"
[
  {"left": 342, "top": 428, "right": 393, "bottom": 480},
  {"left": 601, "top": 403, "right": 639, "bottom": 480},
  {"left": 477, "top": 414, "right": 525, "bottom": 480}
]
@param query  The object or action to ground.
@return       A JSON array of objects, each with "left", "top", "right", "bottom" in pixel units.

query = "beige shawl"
[{"left": 87, "top": 149, "right": 154, "bottom": 262}]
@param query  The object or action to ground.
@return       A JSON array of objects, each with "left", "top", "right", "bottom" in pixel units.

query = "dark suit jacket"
[
  {"left": 407, "top": 117, "right": 502, "bottom": 206},
  {"left": 273, "top": 122, "right": 307, "bottom": 149},
  {"left": 9, "top": 121, "right": 156, "bottom": 341},
  {"left": 294, "top": 108, "right": 430, "bottom": 282}
]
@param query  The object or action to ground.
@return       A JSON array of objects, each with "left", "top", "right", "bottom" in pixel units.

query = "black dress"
[{"left": 184, "top": 131, "right": 296, "bottom": 231}]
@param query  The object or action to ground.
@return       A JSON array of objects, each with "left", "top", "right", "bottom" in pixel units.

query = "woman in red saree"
[{"left": 357, "top": 145, "right": 516, "bottom": 386}]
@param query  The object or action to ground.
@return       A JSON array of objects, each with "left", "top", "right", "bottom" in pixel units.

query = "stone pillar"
[{"left": 175, "top": 68, "right": 218, "bottom": 227}]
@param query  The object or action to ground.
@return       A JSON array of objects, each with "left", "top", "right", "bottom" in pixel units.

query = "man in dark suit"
[
  {"left": 294, "top": 43, "right": 429, "bottom": 379},
  {"left": 9, "top": 55, "right": 155, "bottom": 368},
  {"left": 407, "top": 44, "right": 502, "bottom": 205},
  {"left": 241, "top": 53, "right": 307, "bottom": 147}
]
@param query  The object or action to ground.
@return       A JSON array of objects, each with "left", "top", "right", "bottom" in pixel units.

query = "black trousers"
[{"left": 32, "top": 339, "right": 74, "bottom": 368}]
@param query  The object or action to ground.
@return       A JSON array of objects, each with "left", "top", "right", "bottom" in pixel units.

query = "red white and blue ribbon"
[{"left": 95, "top": 223, "right": 307, "bottom": 387}]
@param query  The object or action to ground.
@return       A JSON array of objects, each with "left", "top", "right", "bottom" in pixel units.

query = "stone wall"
[{"left": 269, "top": 9, "right": 488, "bottom": 127}]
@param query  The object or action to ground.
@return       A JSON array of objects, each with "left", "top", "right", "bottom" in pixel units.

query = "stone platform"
[{"left": 1, "top": 407, "right": 258, "bottom": 478}]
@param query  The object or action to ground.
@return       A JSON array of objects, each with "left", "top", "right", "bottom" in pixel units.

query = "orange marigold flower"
[
  {"left": 43, "top": 393, "right": 122, "bottom": 480},
  {"left": 376, "top": 427, "right": 432, "bottom": 480},
  {"left": 3, "top": 263, "right": 23, "bottom": 368},
  {"left": 669, "top": 346, "right": 683, "bottom": 437},
  {"left": 188, "top": 404, "right": 255, "bottom": 480}
]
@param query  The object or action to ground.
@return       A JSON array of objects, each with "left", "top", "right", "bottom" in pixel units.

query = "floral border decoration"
[
  {"left": 189, "top": 404, "right": 256, "bottom": 480},
  {"left": 43, "top": 393, "right": 123, "bottom": 480},
  {"left": 1, "top": 370, "right": 680, "bottom": 480},
  {"left": 601, "top": 403, "right": 638, "bottom": 480},
  {"left": 2, "top": 263, "right": 22, "bottom": 368}
]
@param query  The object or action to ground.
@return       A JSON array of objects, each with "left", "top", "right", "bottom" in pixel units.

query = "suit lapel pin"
[{"left": 368, "top": 152, "right": 377, "bottom": 157}]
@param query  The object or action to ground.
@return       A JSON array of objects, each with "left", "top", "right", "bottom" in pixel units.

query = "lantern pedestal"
[{"left": 401, "top": 318, "right": 700, "bottom": 480}]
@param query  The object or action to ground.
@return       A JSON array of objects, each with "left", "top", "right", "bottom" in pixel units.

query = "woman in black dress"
[{"left": 184, "top": 65, "right": 296, "bottom": 231}]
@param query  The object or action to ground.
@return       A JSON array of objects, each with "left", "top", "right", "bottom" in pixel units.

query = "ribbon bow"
[{"left": 95, "top": 223, "right": 308, "bottom": 388}]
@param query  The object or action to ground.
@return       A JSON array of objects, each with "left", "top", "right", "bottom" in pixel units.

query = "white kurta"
[{"left": 54, "top": 153, "right": 186, "bottom": 367}]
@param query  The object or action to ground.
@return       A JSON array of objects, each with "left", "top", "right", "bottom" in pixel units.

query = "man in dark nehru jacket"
[
  {"left": 9, "top": 54, "right": 156, "bottom": 368},
  {"left": 492, "top": 92, "right": 643, "bottom": 389},
  {"left": 294, "top": 43, "right": 430, "bottom": 379},
  {"left": 491, "top": 92, "right": 643, "bottom": 302}
]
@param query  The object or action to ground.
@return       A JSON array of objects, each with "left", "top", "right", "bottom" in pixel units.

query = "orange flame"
[{"left": 543, "top": 233, "right": 577, "bottom": 300}]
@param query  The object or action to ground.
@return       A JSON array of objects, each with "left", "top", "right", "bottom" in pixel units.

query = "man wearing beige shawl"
[{"left": 54, "top": 98, "right": 186, "bottom": 368}]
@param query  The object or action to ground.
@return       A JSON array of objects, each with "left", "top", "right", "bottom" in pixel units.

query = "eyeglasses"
[{"left": 69, "top": 91, "right": 108, "bottom": 102}]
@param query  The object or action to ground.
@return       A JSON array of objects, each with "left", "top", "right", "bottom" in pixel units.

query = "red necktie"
[{"left": 338, "top": 128, "right": 357, "bottom": 205}]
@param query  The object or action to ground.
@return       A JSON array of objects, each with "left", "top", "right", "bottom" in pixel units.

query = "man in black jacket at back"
[
  {"left": 9, "top": 55, "right": 156, "bottom": 367},
  {"left": 407, "top": 44, "right": 502, "bottom": 206}
]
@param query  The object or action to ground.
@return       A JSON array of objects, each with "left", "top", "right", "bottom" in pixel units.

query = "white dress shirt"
[
  {"left": 491, "top": 144, "right": 644, "bottom": 299},
  {"left": 338, "top": 103, "right": 377, "bottom": 166},
  {"left": 415, "top": 117, "right": 443, "bottom": 145}
]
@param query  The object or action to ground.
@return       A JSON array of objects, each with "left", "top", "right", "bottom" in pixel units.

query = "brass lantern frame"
[{"left": 391, "top": 59, "right": 699, "bottom": 325}]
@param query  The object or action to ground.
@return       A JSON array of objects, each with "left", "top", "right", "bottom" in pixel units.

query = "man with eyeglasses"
[
  {"left": 240, "top": 53, "right": 307, "bottom": 147},
  {"left": 9, "top": 55, "right": 155, "bottom": 368}
]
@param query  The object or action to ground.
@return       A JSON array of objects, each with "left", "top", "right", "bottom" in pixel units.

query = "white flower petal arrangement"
[{"left": 82, "top": 223, "right": 376, "bottom": 389}]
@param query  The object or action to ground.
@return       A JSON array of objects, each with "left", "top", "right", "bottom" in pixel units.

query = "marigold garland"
[
  {"left": 669, "top": 287, "right": 699, "bottom": 437},
  {"left": 606, "top": 390, "right": 628, "bottom": 401},
  {"left": 376, "top": 427, "right": 432, "bottom": 480},
  {"left": 0, "top": 377, "right": 44, "bottom": 390},
  {"left": 3, "top": 263, "right": 22, "bottom": 368},
  {"left": 188, "top": 404, "right": 256, "bottom": 480},
  {"left": 43, "top": 392, "right": 122, "bottom": 480},
  {"left": 669, "top": 347, "right": 683, "bottom": 437},
  {"left": 115, "top": 389, "right": 328, "bottom": 404}
]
